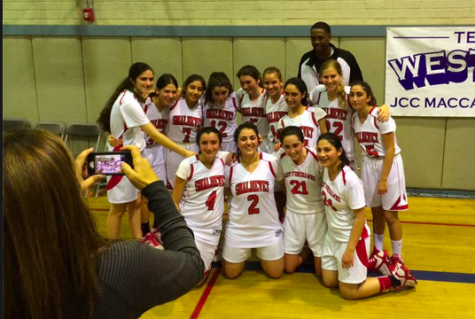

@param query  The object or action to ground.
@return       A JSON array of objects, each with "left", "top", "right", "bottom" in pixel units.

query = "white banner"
[{"left": 385, "top": 27, "right": 475, "bottom": 117}]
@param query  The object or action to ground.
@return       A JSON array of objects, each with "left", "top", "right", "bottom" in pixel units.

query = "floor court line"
[
  {"left": 210, "top": 262, "right": 475, "bottom": 284},
  {"left": 89, "top": 208, "right": 475, "bottom": 228},
  {"left": 189, "top": 269, "right": 220, "bottom": 319}
]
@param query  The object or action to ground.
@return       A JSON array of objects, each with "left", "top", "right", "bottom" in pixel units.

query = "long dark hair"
[
  {"left": 236, "top": 65, "right": 264, "bottom": 88},
  {"left": 4, "top": 129, "right": 111, "bottom": 319},
  {"left": 284, "top": 77, "right": 310, "bottom": 106},
  {"left": 204, "top": 72, "right": 233, "bottom": 104},
  {"left": 317, "top": 132, "right": 350, "bottom": 171},
  {"left": 97, "top": 62, "right": 153, "bottom": 133},
  {"left": 280, "top": 125, "right": 304, "bottom": 144},
  {"left": 181, "top": 74, "right": 206, "bottom": 98},
  {"left": 148, "top": 73, "right": 179, "bottom": 99},
  {"left": 196, "top": 126, "right": 222, "bottom": 148},
  {"left": 349, "top": 81, "right": 377, "bottom": 108}
]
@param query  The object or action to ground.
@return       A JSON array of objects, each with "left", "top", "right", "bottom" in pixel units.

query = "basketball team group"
[{"left": 96, "top": 21, "right": 418, "bottom": 300}]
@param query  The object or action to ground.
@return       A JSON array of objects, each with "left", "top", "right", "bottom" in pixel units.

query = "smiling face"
[
  {"left": 239, "top": 75, "right": 260, "bottom": 95},
  {"left": 263, "top": 72, "right": 283, "bottom": 99},
  {"left": 237, "top": 128, "right": 259, "bottom": 157},
  {"left": 156, "top": 83, "right": 178, "bottom": 107},
  {"left": 311, "top": 28, "right": 332, "bottom": 57},
  {"left": 199, "top": 132, "right": 221, "bottom": 161},
  {"left": 132, "top": 69, "right": 154, "bottom": 96},
  {"left": 185, "top": 80, "right": 204, "bottom": 103},
  {"left": 316, "top": 139, "right": 342, "bottom": 170},
  {"left": 211, "top": 86, "right": 230, "bottom": 106},
  {"left": 282, "top": 134, "right": 306, "bottom": 164},
  {"left": 321, "top": 67, "right": 342, "bottom": 94},
  {"left": 284, "top": 84, "right": 305, "bottom": 110},
  {"left": 349, "top": 85, "right": 371, "bottom": 111}
]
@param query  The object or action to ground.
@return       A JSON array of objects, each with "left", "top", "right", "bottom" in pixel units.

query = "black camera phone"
[{"left": 86, "top": 151, "right": 133, "bottom": 176}]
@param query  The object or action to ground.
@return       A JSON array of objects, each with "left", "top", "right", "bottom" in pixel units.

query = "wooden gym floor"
[{"left": 87, "top": 195, "right": 475, "bottom": 319}]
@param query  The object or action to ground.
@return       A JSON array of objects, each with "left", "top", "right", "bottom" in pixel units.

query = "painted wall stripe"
[{"left": 4, "top": 25, "right": 473, "bottom": 37}]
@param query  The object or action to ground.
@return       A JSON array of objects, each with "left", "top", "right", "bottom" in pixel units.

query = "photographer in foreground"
[{"left": 4, "top": 129, "right": 204, "bottom": 319}]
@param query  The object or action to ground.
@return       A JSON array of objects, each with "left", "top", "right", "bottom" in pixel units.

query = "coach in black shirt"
[{"left": 298, "top": 21, "right": 363, "bottom": 93}]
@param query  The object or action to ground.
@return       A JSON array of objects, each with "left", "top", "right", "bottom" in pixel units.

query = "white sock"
[
  {"left": 391, "top": 239, "right": 403, "bottom": 256},
  {"left": 374, "top": 234, "right": 385, "bottom": 251}
]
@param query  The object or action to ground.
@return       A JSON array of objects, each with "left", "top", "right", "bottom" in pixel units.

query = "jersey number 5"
[{"left": 247, "top": 194, "right": 260, "bottom": 214}]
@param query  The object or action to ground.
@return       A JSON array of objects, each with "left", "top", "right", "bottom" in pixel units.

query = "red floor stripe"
[{"left": 189, "top": 269, "right": 220, "bottom": 319}]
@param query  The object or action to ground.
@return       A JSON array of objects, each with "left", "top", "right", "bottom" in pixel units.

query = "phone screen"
[{"left": 94, "top": 154, "right": 126, "bottom": 174}]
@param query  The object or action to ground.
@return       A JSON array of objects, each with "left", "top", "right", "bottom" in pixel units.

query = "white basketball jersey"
[
  {"left": 265, "top": 94, "right": 289, "bottom": 143},
  {"left": 352, "top": 107, "right": 401, "bottom": 158},
  {"left": 110, "top": 90, "right": 149, "bottom": 150},
  {"left": 176, "top": 155, "right": 226, "bottom": 239},
  {"left": 278, "top": 108, "right": 325, "bottom": 150},
  {"left": 143, "top": 97, "right": 169, "bottom": 147},
  {"left": 280, "top": 149, "right": 324, "bottom": 214},
  {"left": 321, "top": 166, "right": 369, "bottom": 243},
  {"left": 225, "top": 152, "right": 283, "bottom": 248},
  {"left": 312, "top": 87, "right": 356, "bottom": 159},
  {"left": 238, "top": 89, "right": 270, "bottom": 136},
  {"left": 203, "top": 93, "right": 239, "bottom": 143},
  {"left": 166, "top": 97, "right": 203, "bottom": 144}
]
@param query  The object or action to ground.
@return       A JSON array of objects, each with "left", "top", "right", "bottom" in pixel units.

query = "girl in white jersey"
[
  {"left": 223, "top": 122, "right": 284, "bottom": 279},
  {"left": 349, "top": 81, "right": 408, "bottom": 270},
  {"left": 97, "top": 63, "right": 194, "bottom": 239},
  {"left": 107, "top": 74, "right": 178, "bottom": 247},
  {"left": 310, "top": 60, "right": 391, "bottom": 171},
  {"left": 172, "top": 127, "right": 228, "bottom": 286},
  {"left": 165, "top": 74, "right": 206, "bottom": 190},
  {"left": 236, "top": 65, "right": 272, "bottom": 153},
  {"left": 263, "top": 66, "right": 288, "bottom": 223},
  {"left": 278, "top": 77, "right": 327, "bottom": 151},
  {"left": 316, "top": 133, "right": 416, "bottom": 299},
  {"left": 278, "top": 126, "right": 326, "bottom": 276},
  {"left": 203, "top": 72, "right": 239, "bottom": 153}
]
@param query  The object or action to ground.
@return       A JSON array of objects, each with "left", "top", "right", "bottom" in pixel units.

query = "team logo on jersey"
[
  {"left": 275, "top": 229, "right": 283, "bottom": 237},
  {"left": 172, "top": 115, "right": 201, "bottom": 127},
  {"left": 355, "top": 132, "right": 378, "bottom": 143},
  {"left": 241, "top": 107, "right": 266, "bottom": 117},
  {"left": 195, "top": 176, "right": 226, "bottom": 192},
  {"left": 235, "top": 180, "right": 270, "bottom": 195},
  {"left": 206, "top": 109, "right": 235, "bottom": 120},
  {"left": 284, "top": 171, "right": 316, "bottom": 181},
  {"left": 300, "top": 126, "right": 315, "bottom": 138},
  {"left": 324, "top": 108, "right": 347, "bottom": 120}
]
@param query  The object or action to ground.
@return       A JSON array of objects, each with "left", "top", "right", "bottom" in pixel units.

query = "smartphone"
[{"left": 86, "top": 151, "right": 133, "bottom": 176}]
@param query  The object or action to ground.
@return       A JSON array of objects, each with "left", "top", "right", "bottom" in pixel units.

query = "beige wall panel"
[
  {"left": 233, "top": 38, "right": 285, "bottom": 90},
  {"left": 131, "top": 38, "right": 183, "bottom": 86},
  {"left": 442, "top": 118, "right": 475, "bottom": 191},
  {"left": 285, "top": 38, "right": 310, "bottom": 80},
  {"left": 32, "top": 37, "right": 86, "bottom": 125},
  {"left": 339, "top": 37, "right": 385, "bottom": 104},
  {"left": 395, "top": 117, "right": 446, "bottom": 189},
  {"left": 182, "top": 38, "right": 233, "bottom": 87},
  {"left": 3, "top": 37, "right": 39, "bottom": 125},
  {"left": 82, "top": 37, "right": 132, "bottom": 124}
]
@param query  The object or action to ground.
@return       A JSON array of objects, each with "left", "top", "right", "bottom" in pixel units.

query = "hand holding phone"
[
  {"left": 86, "top": 151, "right": 134, "bottom": 176},
  {"left": 120, "top": 145, "right": 159, "bottom": 190},
  {"left": 76, "top": 148, "right": 106, "bottom": 192}
]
